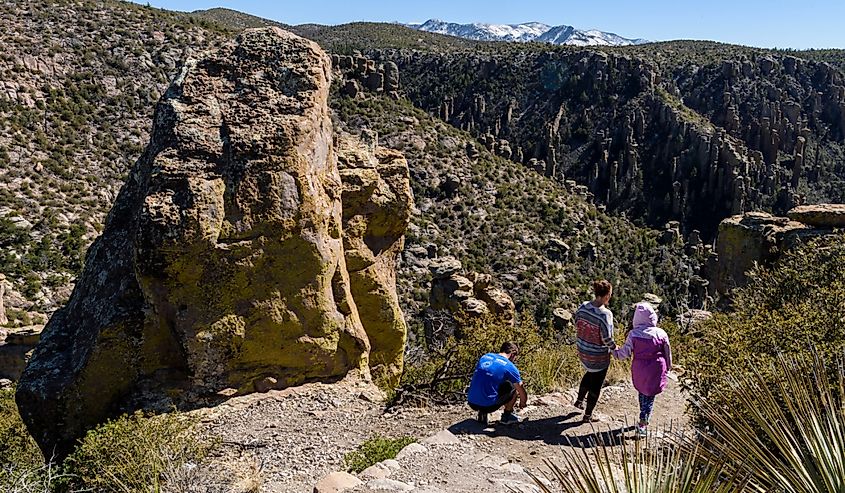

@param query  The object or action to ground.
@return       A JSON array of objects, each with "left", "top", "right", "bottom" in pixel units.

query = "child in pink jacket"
[{"left": 612, "top": 302, "right": 672, "bottom": 437}]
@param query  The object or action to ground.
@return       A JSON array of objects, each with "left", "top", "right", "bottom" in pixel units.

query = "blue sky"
[{"left": 133, "top": 0, "right": 845, "bottom": 49}]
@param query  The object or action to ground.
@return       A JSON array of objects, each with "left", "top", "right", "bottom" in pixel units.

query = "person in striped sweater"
[{"left": 573, "top": 280, "right": 616, "bottom": 423}]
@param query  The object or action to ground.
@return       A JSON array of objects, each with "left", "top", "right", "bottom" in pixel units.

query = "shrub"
[
  {"left": 686, "top": 235, "right": 845, "bottom": 428},
  {"left": 343, "top": 435, "right": 416, "bottom": 473},
  {"left": 60, "top": 410, "right": 215, "bottom": 493},
  {"left": 398, "top": 313, "right": 582, "bottom": 401},
  {"left": 0, "top": 386, "right": 44, "bottom": 484}
]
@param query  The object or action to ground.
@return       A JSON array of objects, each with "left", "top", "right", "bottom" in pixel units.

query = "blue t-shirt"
[{"left": 467, "top": 353, "right": 522, "bottom": 407}]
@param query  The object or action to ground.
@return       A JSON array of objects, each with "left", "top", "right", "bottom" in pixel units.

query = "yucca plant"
[
  {"left": 529, "top": 428, "right": 743, "bottom": 493},
  {"left": 696, "top": 352, "right": 845, "bottom": 493},
  {"left": 532, "top": 351, "right": 845, "bottom": 493}
]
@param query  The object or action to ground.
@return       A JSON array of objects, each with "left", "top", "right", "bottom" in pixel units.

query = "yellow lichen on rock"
[
  {"left": 16, "top": 27, "right": 409, "bottom": 459},
  {"left": 337, "top": 134, "right": 413, "bottom": 387}
]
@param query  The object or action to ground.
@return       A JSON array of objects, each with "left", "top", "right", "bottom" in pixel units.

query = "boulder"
[
  {"left": 474, "top": 285, "right": 515, "bottom": 322},
  {"left": 787, "top": 204, "right": 845, "bottom": 227},
  {"left": 552, "top": 308, "right": 573, "bottom": 331},
  {"left": 394, "top": 442, "right": 428, "bottom": 460},
  {"left": 359, "top": 462, "right": 392, "bottom": 480},
  {"left": 17, "top": 27, "right": 410, "bottom": 459},
  {"left": 365, "top": 71, "right": 384, "bottom": 92},
  {"left": 337, "top": 135, "right": 413, "bottom": 386},
  {"left": 421, "top": 429, "right": 460, "bottom": 445},
  {"left": 677, "top": 309, "right": 713, "bottom": 333},
  {"left": 428, "top": 257, "right": 462, "bottom": 279},
  {"left": 315, "top": 472, "right": 363, "bottom": 493}
]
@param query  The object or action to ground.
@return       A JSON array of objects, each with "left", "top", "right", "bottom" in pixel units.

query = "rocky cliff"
[
  {"left": 364, "top": 47, "right": 845, "bottom": 239},
  {"left": 16, "top": 27, "right": 411, "bottom": 459}
]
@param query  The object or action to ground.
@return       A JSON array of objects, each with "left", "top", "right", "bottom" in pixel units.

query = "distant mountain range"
[{"left": 407, "top": 19, "right": 648, "bottom": 46}]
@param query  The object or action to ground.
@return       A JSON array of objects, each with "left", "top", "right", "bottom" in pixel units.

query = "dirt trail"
[{"left": 196, "top": 374, "right": 689, "bottom": 492}]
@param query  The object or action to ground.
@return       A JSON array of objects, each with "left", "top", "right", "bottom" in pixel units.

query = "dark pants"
[
  {"left": 468, "top": 381, "right": 516, "bottom": 414},
  {"left": 577, "top": 367, "right": 608, "bottom": 416}
]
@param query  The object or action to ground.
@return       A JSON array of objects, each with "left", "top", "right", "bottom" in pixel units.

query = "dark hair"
[
  {"left": 593, "top": 279, "right": 612, "bottom": 298},
  {"left": 500, "top": 341, "right": 519, "bottom": 355}
]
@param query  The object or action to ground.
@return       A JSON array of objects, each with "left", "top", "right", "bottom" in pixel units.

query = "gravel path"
[{"left": 194, "top": 375, "right": 689, "bottom": 492}]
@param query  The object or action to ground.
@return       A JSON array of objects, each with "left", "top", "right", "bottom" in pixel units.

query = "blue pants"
[{"left": 638, "top": 392, "right": 656, "bottom": 423}]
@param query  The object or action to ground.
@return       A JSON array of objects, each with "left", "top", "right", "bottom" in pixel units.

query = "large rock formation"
[
  {"left": 337, "top": 133, "right": 413, "bottom": 386},
  {"left": 709, "top": 208, "right": 841, "bottom": 296},
  {"left": 17, "top": 27, "right": 411, "bottom": 459}
]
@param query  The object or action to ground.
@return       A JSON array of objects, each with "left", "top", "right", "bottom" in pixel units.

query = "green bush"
[
  {"left": 686, "top": 234, "right": 845, "bottom": 428},
  {"left": 399, "top": 313, "right": 582, "bottom": 400},
  {"left": 0, "top": 386, "right": 44, "bottom": 481},
  {"left": 343, "top": 435, "right": 416, "bottom": 473},
  {"left": 59, "top": 410, "right": 215, "bottom": 493}
]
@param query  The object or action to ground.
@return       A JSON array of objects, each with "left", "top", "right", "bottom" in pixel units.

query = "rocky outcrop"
[
  {"left": 428, "top": 257, "right": 515, "bottom": 322},
  {"left": 0, "top": 325, "right": 43, "bottom": 380},
  {"left": 709, "top": 210, "right": 839, "bottom": 296},
  {"left": 17, "top": 27, "right": 410, "bottom": 459},
  {"left": 786, "top": 204, "right": 845, "bottom": 227},
  {"left": 337, "top": 133, "right": 413, "bottom": 386}
]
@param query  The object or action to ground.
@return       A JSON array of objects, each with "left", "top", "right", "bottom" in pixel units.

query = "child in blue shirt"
[{"left": 467, "top": 341, "right": 527, "bottom": 425}]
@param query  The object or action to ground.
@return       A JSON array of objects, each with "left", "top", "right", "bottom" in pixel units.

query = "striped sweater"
[{"left": 574, "top": 301, "right": 615, "bottom": 372}]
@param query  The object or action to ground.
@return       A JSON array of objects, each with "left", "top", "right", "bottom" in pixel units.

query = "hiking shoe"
[
  {"left": 500, "top": 412, "right": 521, "bottom": 425},
  {"left": 477, "top": 411, "right": 488, "bottom": 426},
  {"left": 582, "top": 414, "right": 600, "bottom": 423},
  {"left": 573, "top": 399, "right": 585, "bottom": 410},
  {"left": 636, "top": 424, "right": 648, "bottom": 437}
]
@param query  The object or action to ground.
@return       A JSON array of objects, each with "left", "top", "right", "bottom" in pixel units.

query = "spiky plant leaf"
[
  {"left": 530, "top": 428, "right": 743, "bottom": 493},
  {"left": 697, "top": 352, "right": 845, "bottom": 493}
]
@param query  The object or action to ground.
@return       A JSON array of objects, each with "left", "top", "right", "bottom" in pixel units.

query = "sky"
[{"left": 132, "top": 0, "right": 845, "bottom": 49}]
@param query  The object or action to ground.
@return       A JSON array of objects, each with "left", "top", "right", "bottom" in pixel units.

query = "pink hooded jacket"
[{"left": 612, "top": 302, "right": 672, "bottom": 396}]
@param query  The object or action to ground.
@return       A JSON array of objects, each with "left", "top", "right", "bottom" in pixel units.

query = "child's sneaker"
[
  {"left": 636, "top": 422, "right": 648, "bottom": 437},
  {"left": 581, "top": 414, "right": 600, "bottom": 423},
  {"left": 477, "top": 411, "right": 488, "bottom": 426},
  {"left": 573, "top": 399, "right": 585, "bottom": 410},
  {"left": 500, "top": 411, "right": 521, "bottom": 425}
]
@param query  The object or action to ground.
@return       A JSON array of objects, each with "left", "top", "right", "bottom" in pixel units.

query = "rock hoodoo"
[
  {"left": 337, "top": 133, "right": 413, "bottom": 386},
  {"left": 427, "top": 257, "right": 515, "bottom": 322},
  {"left": 17, "top": 27, "right": 411, "bottom": 458}
]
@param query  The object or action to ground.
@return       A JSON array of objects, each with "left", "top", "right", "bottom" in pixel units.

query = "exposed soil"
[{"left": 196, "top": 374, "right": 689, "bottom": 493}]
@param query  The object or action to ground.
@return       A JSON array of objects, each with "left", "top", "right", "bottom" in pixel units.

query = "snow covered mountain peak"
[{"left": 410, "top": 19, "right": 647, "bottom": 46}]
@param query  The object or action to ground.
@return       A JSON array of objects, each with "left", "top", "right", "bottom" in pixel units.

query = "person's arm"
[
  {"left": 613, "top": 332, "right": 634, "bottom": 360},
  {"left": 514, "top": 381, "right": 528, "bottom": 409},
  {"left": 663, "top": 338, "right": 673, "bottom": 370},
  {"left": 601, "top": 312, "right": 616, "bottom": 350}
]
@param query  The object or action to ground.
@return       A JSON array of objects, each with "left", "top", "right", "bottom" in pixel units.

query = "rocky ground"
[{"left": 196, "top": 374, "right": 688, "bottom": 493}]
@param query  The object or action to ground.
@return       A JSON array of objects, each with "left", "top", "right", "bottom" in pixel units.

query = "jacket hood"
[{"left": 633, "top": 302, "right": 658, "bottom": 329}]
